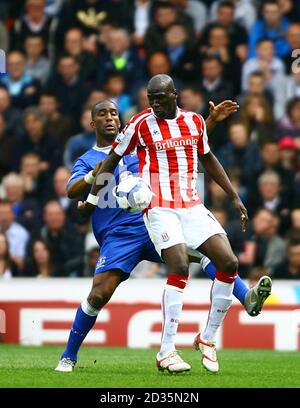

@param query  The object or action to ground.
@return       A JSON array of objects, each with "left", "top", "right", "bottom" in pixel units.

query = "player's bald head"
[
  {"left": 91, "top": 100, "right": 118, "bottom": 120},
  {"left": 147, "top": 74, "right": 177, "bottom": 119},
  {"left": 147, "top": 74, "right": 176, "bottom": 94}
]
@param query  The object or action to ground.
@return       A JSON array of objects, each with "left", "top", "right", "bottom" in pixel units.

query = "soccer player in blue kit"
[{"left": 55, "top": 100, "right": 272, "bottom": 372}]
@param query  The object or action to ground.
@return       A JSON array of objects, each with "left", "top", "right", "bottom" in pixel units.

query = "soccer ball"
[{"left": 113, "top": 174, "right": 153, "bottom": 212}]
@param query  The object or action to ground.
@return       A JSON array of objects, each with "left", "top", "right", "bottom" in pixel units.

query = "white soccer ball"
[{"left": 113, "top": 175, "right": 153, "bottom": 212}]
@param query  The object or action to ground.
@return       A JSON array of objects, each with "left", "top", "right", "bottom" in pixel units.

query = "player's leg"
[
  {"left": 194, "top": 233, "right": 238, "bottom": 372},
  {"left": 55, "top": 270, "right": 123, "bottom": 371},
  {"left": 143, "top": 208, "right": 191, "bottom": 373},
  {"left": 200, "top": 256, "right": 272, "bottom": 316},
  {"left": 200, "top": 255, "right": 248, "bottom": 305},
  {"left": 189, "top": 250, "right": 272, "bottom": 316}
]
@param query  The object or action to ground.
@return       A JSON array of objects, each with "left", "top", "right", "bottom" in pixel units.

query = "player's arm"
[
  {"left": 200, "top": 151, "right": 248, "bottom": 232},
  {"left": 78, "top": 151, "right": 122, "bottom": 217},
  {"left": 67, "top": 161, "right": 103, "bottom": 199},
  {"left": 205, "top": 100, "right": 239, "bottom": 135}
]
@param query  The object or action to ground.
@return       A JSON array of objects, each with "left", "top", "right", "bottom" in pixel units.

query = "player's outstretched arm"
[
  {"left": 67, "top": 161, "right": 103, "bottom": 199},
  {"left": 78, "top": 151, "right": 121, "bottom": 218},
  {"left": 200, "top": 151, "right": 248, "bottom": 232},
  {"left": 205, "top": 100, "right": 239, "bottom": 134}
]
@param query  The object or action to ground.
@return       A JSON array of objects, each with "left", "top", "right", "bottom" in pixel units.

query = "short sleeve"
[
  {"left": 112, "top": 120, "right": 139, "bottom": 157},
  {"left": 67, "top": 158, "right": 92, "bottom": 186},
  {"left": 196, "top": 114, "right": 210, "bottom": 156}
]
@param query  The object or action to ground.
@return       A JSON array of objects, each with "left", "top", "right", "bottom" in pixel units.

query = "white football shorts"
[{"left": 143, "top": 204, "right": 226, "bottom": 256}]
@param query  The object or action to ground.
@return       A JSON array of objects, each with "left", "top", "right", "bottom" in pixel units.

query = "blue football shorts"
[{"left": 94, "top": 224, "right": 161, "bottom": 278}]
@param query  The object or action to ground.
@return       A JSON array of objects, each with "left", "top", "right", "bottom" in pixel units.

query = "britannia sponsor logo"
[{"left": 155, "top": 137, "right": 198, "bottom": 151}]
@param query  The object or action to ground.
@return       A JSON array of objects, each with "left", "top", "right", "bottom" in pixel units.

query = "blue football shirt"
[{"left": 68, "top": 146, "right": 145, "bottom": 246}]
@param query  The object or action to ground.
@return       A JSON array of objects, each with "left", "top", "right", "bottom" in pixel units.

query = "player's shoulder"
[
  {"left": 76, "top": 146, "right": 110, "bottom": 163},
  {"left": 128, "top": 108, "right": 152, "bottom": 125}
]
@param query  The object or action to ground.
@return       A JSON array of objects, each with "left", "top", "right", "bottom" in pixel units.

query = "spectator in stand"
[
  {"left": 63, "top": 28, "right": 97, "bottom": 83},
  {"left": 46, "top": 55, "right": 90, "bottom": 132},
  {"left": 10, "top": 0, "right": 58, "bottom": 58},
  {"left": 278, "top": 137, "right": 299, "bottom": 173},
  {"left": 164, "top": 23, "right": 197, "bottom": 82},
  {"left": 146, "top": 51, "right": 172, "bottom": 78},
  {"left": 144, "top": 1, "right": 194, "bottom": 54},
  {"left": 37, "top": 200, "right": 84, "bottom": 276},
  {"left": 284, "top": 70, "right": 300, "bottom": 103},
  {"left": 0, "top": 87, "right": 23, "bottom": 137},
  {"left": 201, "top": 1, "right": 248, "bottom": 62},
  {"left": 170, "top": 0, "right": 207, "bottom": 36},
  {"left": 46, "top": 167, "right": 86, "bottom": 230},
  {"left": 86, "top": 89, "right": 107, "bottom": 108},
  {"left": 276, "top": 98, "right": 300, "bottom": 144},
  {"left": 132, "top": 0, "right": 151, "bottom": 47},
  {"left": 96, "top": 28, "right": 145, "bottom": 98},
  {"left": 2, "top": 172, "right": 41, "bottom": 233},
  {"left": 247, "top": 171, "right": 291, "bottom": 225},
  {"left": 242, "top": 39, "right": 285, "bottom": 95},
  {"left": 0, "top": 51, "right": 41, "bottom": 109},
  {"left": 179, "top": 85, "right": 205, "bottom": 114},
  {"left": 24, "top": 35, "right": 50, "bottom": 85},
  {"left": 278, "top": 0, "right": 300, "bottom": 23},
  {"left": 23, "top": 238, "right": 57, "bottom": 277},
  {"left": 123, "top": 87, "right": 149, "bottom": 123},
  {"left": 38, "top": 92, "right": 72, "bottom": 145},
  {"left": 240, "top": 94, "right": 274, "bottom": 146},
  {"left": 217, "top": 119, "right": 262, "bottom": 187},
  {"left": 256, "top": 139, "right": 295, "bottom": 203},
  {"left": 237, "top": 71, "right": 273, "bottom": 111},
  {"left": 285, "top": 209, "right": 300, "bottom": 241},
  {"left": 227, "top": 208, "right": 286, "bottom": 277},
  {"left": 283, "top": 23, "right": 300, "bottom": 73},
  {"left": 64, "top": 107, "right": 95, "bottom": 169},
  {"left": 0, "top": 199, "right": 29, "bottom": 270},
  {"left": 12, "top": 106, "right": 62, "bottom": 175},
  {"left": 0, "top": 114, "right": 13, "bottom": 180},
  {"left": 200, "top": 55, "right": 234, "bottom": 105},
  {"left": 0, "top": 232, "right": 19, "bottom": 279},
  {"left": 0, "top": 20, "right": 9, "bottom": 53},
  {"left": 209, "top": 0, "right": 257, "bottom": 32},
  {"left": 19, "top": 152, "right": 48, "bottom": 201},
  {"left": 104, "top": 74, "right": 132, "bottom": 122},
  {"left": 273, "top": 238, "right": 300, "bottom": 279},
  {"left": 204, "top": 25, "right": 241, "bottom": 93},
  {"left": 248, "top": 0, "right": 291, "bottom": 58}
]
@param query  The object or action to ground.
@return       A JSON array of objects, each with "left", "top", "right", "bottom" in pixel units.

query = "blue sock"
[
  {"left": 61, "top": 300, "right": 99, "bottom": 362},
  {"left": 202, "top": 259, "right": 249, "bottom": 305}
]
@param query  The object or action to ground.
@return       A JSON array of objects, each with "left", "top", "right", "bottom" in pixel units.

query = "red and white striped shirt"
[{"left": 112, "top": 107, "right": 210, "bottom": 208}]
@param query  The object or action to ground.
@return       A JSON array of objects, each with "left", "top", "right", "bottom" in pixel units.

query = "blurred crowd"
[{"left": 0, "top": 0, "right": 300, "bottom": 281}]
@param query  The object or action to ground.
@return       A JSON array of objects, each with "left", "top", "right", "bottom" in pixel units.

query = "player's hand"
[
  {"left": 77, "top": 200, "right": 96, "bottom": 218},
  {"left": 208, "top": 100, "right": 239, "bottom": 122},
  {"left": 92, "top": 161, "right": 103, "bottom": 177},
  {"left": 232, "top": 197, "right": 248, "bottom": 232}
]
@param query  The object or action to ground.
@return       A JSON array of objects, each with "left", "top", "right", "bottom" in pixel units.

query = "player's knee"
[
  {"left": 222, "top": 256, "right": 239, "bottom": 274},
  {"left": 88, "top": 288, "right": 113, "bottom": 309},
  {"left": 173, "top": 259, "right": 189, "bottom": 277}
]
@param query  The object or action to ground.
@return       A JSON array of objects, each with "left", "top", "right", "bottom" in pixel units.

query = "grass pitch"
[{"left": 0, "top": 345, "right": 299, "bottom": 388}]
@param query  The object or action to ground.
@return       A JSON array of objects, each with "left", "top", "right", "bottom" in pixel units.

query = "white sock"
[
  {"left": 202, "top": 279, "right": 233, "bottom": 343},
  {"left": 160, "top": 285, "right": 183, "bottom": 356}
]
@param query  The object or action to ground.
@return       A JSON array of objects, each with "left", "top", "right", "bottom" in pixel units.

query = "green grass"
[{"left": 0, "top": 345, "right": 299, "bottom": 388}]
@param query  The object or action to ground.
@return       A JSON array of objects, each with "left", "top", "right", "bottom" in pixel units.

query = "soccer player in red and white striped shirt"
[{"left": 80, "top": 74, "right": 248, "bottom": 373}]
